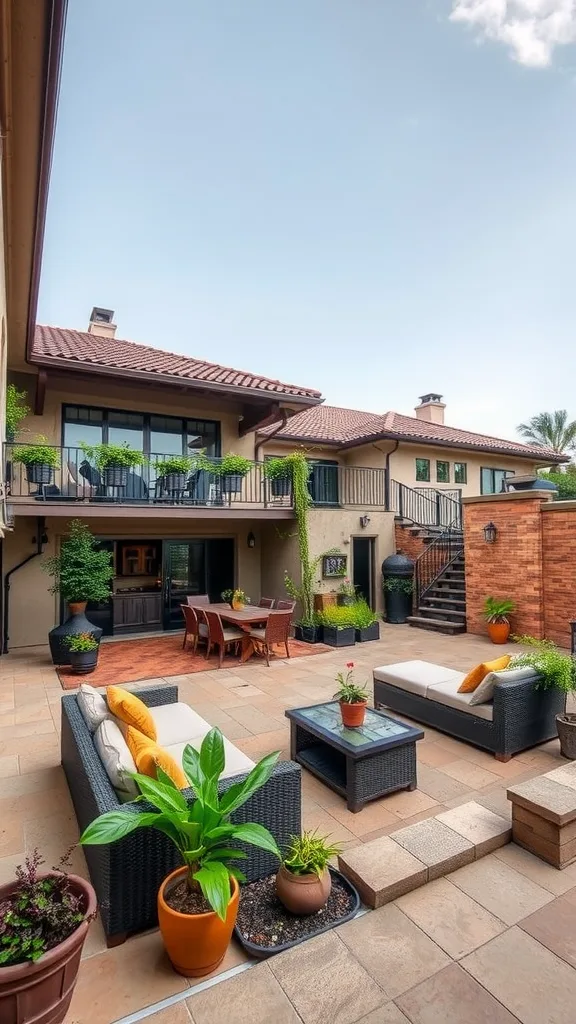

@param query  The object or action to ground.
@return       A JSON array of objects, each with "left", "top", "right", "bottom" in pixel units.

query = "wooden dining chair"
[
  {"left": 204, "top": 609, "right": 244, "bottom": 668},
  {"left": 187, "top": 594, "right": 210, "bottom": 606},
  {"left": 258, "top": 597, "right": 275, "bottom": 608},
  {"left": 248, "top": 610, "right": 292, "bottom": 666},
  {"left": 180, "top": 604, "right": 209, "bottom": 654},
  {"left": 275, "top": 599, "right": 296, "bottom": 611}
]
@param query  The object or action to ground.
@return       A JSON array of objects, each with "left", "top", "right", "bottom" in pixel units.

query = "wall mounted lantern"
[
  {"left": 359, "top": 515, "right": 371, "bottom": 529},
  {"left": 483, "top": 522, "right": 497, "bottom": 544},
  {"left": 247, "top": 531, "right": 256, "bottom": 549}
]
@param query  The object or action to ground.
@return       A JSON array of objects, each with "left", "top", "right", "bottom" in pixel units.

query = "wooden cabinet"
[
  {"left": 118, "top": 542, "right": 159, "bottom": 577},
  {"left": 113, "top": 594, "right": 163, "bottom": 633}
]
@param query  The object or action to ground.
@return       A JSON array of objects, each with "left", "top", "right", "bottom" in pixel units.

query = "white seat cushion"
[
  {"left": 222, "top": 628, "right": 243, "bottom": 642},
  {"left": 249, "top": 628, "right": 266, "bottom": 640},
  {"left": 469, "top": 665, "right": 537, "bottom": 706},
  {"left": 151, "top": 703, "right": 212, "bottom": 746},
  {"left": 374, "top": 660, "right": 464, "bottom": 698},
  {"left": 165, "top": 738, "right": 255, "bottom": 781},
  {"left": 426, "top": 679, "right": 493, "bottom": 721}
]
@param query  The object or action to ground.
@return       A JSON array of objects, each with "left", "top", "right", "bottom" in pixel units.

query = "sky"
[{"left": 38, "top": 0, "right": 576, "bottom": 442}]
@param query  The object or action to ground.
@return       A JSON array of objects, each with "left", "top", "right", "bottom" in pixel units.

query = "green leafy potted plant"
[
  {"left": 336, "top": 578, "right": 356, "bottom": 607},
  {"left": 203, "top": 453, "right": 252, "bottom": 495},
  {"left": 221, "top": 588, "right": 250, "bottom": 610},
  {"left": 0, "top": 850, "right": 96, "bottom": 1024},
  {"left": 63, "top": 632, "right": 100, "bottom": 674},
  {"left": 352, "top": 599, "right": 380, "bottom": 642},
  {"left": 275, "top": 830, "right": 342, "bottom": 915},
  {"left": 5, "top": 383, "right": 29, "bottom": 442},
  {"left": 43, "top": 519, "right": 115, "bottom": 665},
  {"left": 80, "top": 441, "right": 146, "bottom": 488},
  {"left": 12, "top": 436, "right": 60, "bottom": 486},
  {"left": 263, "top": 456, "right": 292, "bottom": 498},
  {"left": 80, "top": 728, "right": 281, "bottom": 978},
  {"left": 316, "top": 604, "right": 356, "bottom": 648},
  {"left": 333, "top": 662, "right": 369, "bottom": 727},
  {"left": 512, "top": 636, "right": 576, "bottom": 758},
  {"left": 152, "top": 455, "right": 195, "bottom": 495},
  {"left": 484, "top": 597, "right": 516, "bottom": 644}
]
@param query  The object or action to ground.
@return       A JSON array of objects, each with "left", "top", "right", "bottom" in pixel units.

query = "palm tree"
[{"left": 517, "top": 411, "right": 576, "bottom": 454}]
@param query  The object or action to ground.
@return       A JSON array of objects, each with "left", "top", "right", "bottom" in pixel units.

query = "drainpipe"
[
  {"left": 254, "top": 410, "right": 288, "bottom": 461},
  {"left": 2, "top": 517, "right": 47, "bottom": 654},
  {"left": 371, "top": 441, "right": 399, "bottom": 510}
]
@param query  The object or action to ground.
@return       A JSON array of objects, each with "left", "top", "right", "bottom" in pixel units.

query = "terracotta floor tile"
[
  {"left": 520, "top": 894, "right": 576, "bottom": 967},
  {"left": 447, "top": 856, "right": 553, "bottom": 925},
  {"left": 380, "top": 789, "right": 438, "bottom": 819},
  {"left": 395, "top": 963, "right": 518, "bottom": 1023},
  {"left": 396, "top": 877, "right": 506, "bottom": 959},
  {"left": 355, "top": 1005, "right": 411, "bottom": 1023},
  {"left": 235, "top": 729, "right": 289, "bottom": 758},
  {"left": 493, "top": 843, "right": 576, "bottom": 895},
  {"left": 438, "top": 758, "right": 501, "bottom": 790},
  {"left": 140, "top": 1004, "right": 193, "bottom": 1023},
  {"left": 415, "top": 764, "right": 472, "bottom": 804},
  {"left": 0, "top": 754, "right": 19, "bottom": 777},
  {"left": 186, "top": 963, "right": 301, "bottom": 1024},
  {"left": 329, "top": 800, "right": 400, "bottom": 837},
  {"left": 417, "top": 743, "right": 458, "bottom": 768},
  {"left": 302, "top": 806, "right": 358, "bottom": 845}
]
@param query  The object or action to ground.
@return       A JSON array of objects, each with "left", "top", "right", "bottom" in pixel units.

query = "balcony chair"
[
  {"left": 180, "top": 604, "right": 208, "bottom": 655},
  {"left": 204, "top": 610, "right": 244, "bottom": 668},
  {"left": 247, "top": 610, "right": 292, "bottom": 666}
]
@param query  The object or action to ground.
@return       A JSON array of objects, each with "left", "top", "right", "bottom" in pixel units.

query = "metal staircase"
[{"left": 407, "top": 524, "right": 466, "bottom": 635}]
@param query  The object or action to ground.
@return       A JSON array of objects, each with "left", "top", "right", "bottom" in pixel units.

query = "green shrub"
[
  {"left": 316, "top": 604, "right": 356, "bottom": 629},
  {"left": 64, "top": 632, "right": 99, "bottom": 652},
  {"left": 152, "top": 455, "right": 195, "bottom": 476},
  {"left": 80, "top": 442, "right": 146, "bottom": 469},
  {"left": 12, "top": 437, "right": 60, "bottom": 468},
  {"left": 5, "top": 384, "right": 29, "bottom": 440},
  {"left": 382, "top": 577, "right": 413, "bottom": 594},
  {"left": 263, "top": 456, "right": 291, "bottom": 480},
  {"left": 511, "top": 635, "right": 576, "bottom": 713},
  {"left": 483, "top": 597, "right": 515, "bottom": 623},
  {"left": 539, "top": 472, "right": 576, "bottom": 500},
  {"left": 43, "top": 519, "right": 115, "bottom": 603},
  {"left": 202, "top": 453, "right": 252, "bottom": 477},
  {"left": 351, "top": 599, "right": 378, "bottom": 628}
]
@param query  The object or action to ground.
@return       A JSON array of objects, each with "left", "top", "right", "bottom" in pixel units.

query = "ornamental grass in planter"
[
  {"left": 352, "top": 599, "right": 380, "bottom": 642},
  {"left": 0, "top": 850, "right": 97, "bottom": 1024},
  {"left": 512, "top": 635, "right": 576, "bottom": 759},
  {"left": 316, "top": 605, "right": 356, "bottom": 647},
  {"left": 275, "top": 830, "right": 342, "bottom": 915},
  {"left": 484, "top": 597, "right": 516, "bottom": 645},
  {"left": 80, "top": 728, "right": 282, "bottom": 978}
]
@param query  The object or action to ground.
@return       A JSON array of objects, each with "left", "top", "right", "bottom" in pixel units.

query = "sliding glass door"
[{"left": 162, "top": 539, "right": 234, "bottom": 630}]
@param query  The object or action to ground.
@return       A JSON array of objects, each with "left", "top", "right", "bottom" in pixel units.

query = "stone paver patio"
[{"left": 0, "top": 624, "right": 574, "bottom": 1023}]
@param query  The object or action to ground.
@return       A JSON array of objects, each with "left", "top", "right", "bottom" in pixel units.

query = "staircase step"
[
  {"left": 422, "top": 596, "right": 466, "bottom": 608},
  {"left": 407, "top": 615, "right": 466, "bottom": 635},
  {"left": 418, "top": 606, "right": 467, "bottom": 620},
  {"left": 428, "top": 585, "right": 466, "bottom": 595}
]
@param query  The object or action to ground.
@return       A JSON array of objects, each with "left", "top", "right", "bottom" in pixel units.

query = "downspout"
[
  {"left": 371, "top": 440, "right": 399, "bottom": 510},
  {"left": 2, "top": 517, "right": 47, "bottom": 654},
  {"left": 254, "top": 409, "right": 288, "bottom": 460}
]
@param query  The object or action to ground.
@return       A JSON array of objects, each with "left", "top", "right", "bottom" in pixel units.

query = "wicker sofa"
[
  {"left": 373, "top": 660, "right": 563, "bottom": 761},
  {"left": 61, "top": 684, "right": 301, "bottom": 946}
]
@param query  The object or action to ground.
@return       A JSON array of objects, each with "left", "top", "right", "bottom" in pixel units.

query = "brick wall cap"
[
  {"left": 462, "top": 491, "right": 554, "bottom": 506},
  {"left": 541, "top": 500, "right": 576, "bottom": 513}
]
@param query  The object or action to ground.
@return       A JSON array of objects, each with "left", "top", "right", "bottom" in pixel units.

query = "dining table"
[{"left": 187, "top": 601, "right": 273, "bottom": 663}]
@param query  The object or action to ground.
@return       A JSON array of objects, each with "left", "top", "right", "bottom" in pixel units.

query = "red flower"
[{"left": 346, "top": 661, "right": 354, "bottom": 669}]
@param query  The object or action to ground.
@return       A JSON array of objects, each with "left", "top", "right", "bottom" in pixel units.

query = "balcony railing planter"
[
  {"left": 263, "top": 457, "right": 292, "bottom": 498},
  {"left": 12, "top": 438, "right": 60, "bottom": 486},
  {"left": 152, "top": 455, "right": 197, "bottom": 498},
  {"left": 203, "top": 453, "right": 252, "bottom": 495},
  {"left": 81, "top": 442, "right": 147, "bottom": 490}
]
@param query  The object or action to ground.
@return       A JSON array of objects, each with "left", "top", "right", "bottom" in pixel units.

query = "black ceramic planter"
[
  {"left": 49, "top": 603, "right": 103, "bottom": 666},
  {"left": 160, "top": 472, "right": 187, "bottom": 493},
  {"left": 384, "top": 589, "right": 413, "bottom": 624},
  {"left": 26, "top": 463, "right": 54, "bottom": 485},
  {"left": 294, "top": 624, "right": 319, "bottom": 644},
  {"left": 355, "top": 622, "right": 380, "bottom": 643},
  {"left": 103, "top": 466, "right": 128, "bottom": 488},
  {"left": 234, "top": 868, "right": 360, "bottom": 960},
  {"left": 69, "top": 649, "right": 99, "bottom": 674},
  {"left": 336, "top": 595, "right": 354, "bottom": 607},
  {"left": 221, "top": 474, "right": 243, "bottom": 494},
  {"left": 270, "top": 476, "right": 291, "bottom": 498},
  {"left": 322, "top": 626, "right": 355, "bottom": 647}
]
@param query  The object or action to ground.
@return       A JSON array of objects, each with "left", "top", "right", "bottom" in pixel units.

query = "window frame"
[
  {"left": 454, "top": 462, "right": 467, "bottom": 484},
  {"left": 436, "top": 460, "right": 450, "bottom": 484},
  {"left": 480, "top": 467, "right": 515, "bottom": 495},
  {"left": 415, "top": 458, "right": 431, "bottom": 483},
  {"left": 61, "top": 404, "right": 221, "bottom": 458}
]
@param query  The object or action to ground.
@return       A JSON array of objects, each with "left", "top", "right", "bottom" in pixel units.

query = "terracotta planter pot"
[
  {"left": 231, "top": 600, "right": 245, "bottom": 611},
  {"left": 0, "top": 873, "right": 96, "bottom": 1024},
  {"left": 556, "top": 714, "right": 576, "bottom": 759},
  {"left": 340, "top": 700, "right": 367, "bottom": 728},
  {"left": 157, "top": 867, "right": 239, "bottom": 978},
  {"left": 487, "top": 622, "right": 510, "bottom": 645},
  {"left": 275, "top": 865, "right": 331, "bottom": 915},
  {"left": 68, "top": 601, "right": 87, "bottom": 616}
]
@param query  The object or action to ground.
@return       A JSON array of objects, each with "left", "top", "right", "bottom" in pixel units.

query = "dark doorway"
[
  {"left": 353, "top": 537, "right": 375, "bottom": 608},
  {"left": 162, "top": 539, "right": 234, "bottom": 630}
]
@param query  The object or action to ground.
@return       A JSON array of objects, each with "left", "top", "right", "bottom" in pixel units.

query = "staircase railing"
[
  {"left": 389, "top": 480, "right": 462, "bottom": 529},
  {"left": 414, "top": 520, "right": 465, "bottom": 607}
]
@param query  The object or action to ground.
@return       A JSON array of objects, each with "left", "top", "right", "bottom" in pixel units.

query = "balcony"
[{"left": 3, "top": 445, "right": 390, "bottom": 519}]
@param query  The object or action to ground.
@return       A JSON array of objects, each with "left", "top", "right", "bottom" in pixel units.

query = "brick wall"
[
  {"left": 394, "top": 524, "right": 425, "bottom": 563},
  {"left": 463, "top": 495, "right": 547, "bottom": 640},
  {"left": 542, "top": 507, "right": 576, "bottom": 649}
]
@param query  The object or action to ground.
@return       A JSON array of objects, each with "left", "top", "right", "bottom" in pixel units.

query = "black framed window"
[
  {"left": 415, "top": 458, "right": 430, "bottom": 482},
  {"left": 62, "top": 405, "right": 221, "bottom": 458},
  {"left": 454, "top": 462, "right": 467, "bottom": 484},
  {"left": 481, "top": 468, "right": 515, "bottom": 494},
  {"left": 436, "top": 460, "right": 450, "bottom": 483},
  {"left": 307, "top": 459, "right": 339, "bottom": 505}
]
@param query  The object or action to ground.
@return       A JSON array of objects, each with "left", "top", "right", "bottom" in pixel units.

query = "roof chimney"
[
  {"left": 88, "top": 307, "right": 116, "bottom": 339},
  {"left": 415, "top": 393, "right": 445, "bottom": 425}
]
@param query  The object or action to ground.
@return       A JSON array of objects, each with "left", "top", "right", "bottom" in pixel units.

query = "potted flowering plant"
[
  {"left": 333, "top": 662, "right": 369, "bottom": 727},
  {"left": 336, "top": 578, "right": 356, "bottom": 607},
  {"left": 63, "top": 632, "right": 100, "bottom": 674},
  {"left": 275, "top": 830, "right": 342, "bottom": 915},
  {"left": 221, "top": 588, "right": 250, "bottom": 610}
]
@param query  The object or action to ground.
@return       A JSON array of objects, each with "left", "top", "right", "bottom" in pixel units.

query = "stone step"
[
  {"left": 422, "top": 596, "right": 466, "bottom": 608},
  {"left": 427, "top": 585, "right": 466, "bottom": 596},
  {"left": 338, "top": 801, "right": 511, "bottom": 909},
  {"left": 407, "top": 615, "right": 466, "bottom": 635},
  {"left": 417, "top": 606, "right": 467, "bottom": 620}
]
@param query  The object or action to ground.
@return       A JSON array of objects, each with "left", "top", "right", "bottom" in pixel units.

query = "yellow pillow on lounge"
[
  {"left": 135, "top": 743, "right": 188, "bottom": 789},
  {"left": 106, "top": 686, "right": 156, "bottom": 741},
  {"left": 457, "top": 655, "right": 511, "bottom": 693},
  {"left": 124, "top": 725, "right": 155, "bottom": 763}
]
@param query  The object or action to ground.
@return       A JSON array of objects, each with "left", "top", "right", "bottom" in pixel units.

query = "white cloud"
[{"left": 450, "top": 0, "right": 576, "bottom": 67}]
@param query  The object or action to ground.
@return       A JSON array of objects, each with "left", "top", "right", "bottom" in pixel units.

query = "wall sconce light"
[
  {"left": 483, "top": 522, "right": 497, "bottom": 544},
  {"left": 247, "top": 531, "right": 256, "bottom": 549},
  {"left": 359, "top": 515, "right": 371, "bottom": 529}
]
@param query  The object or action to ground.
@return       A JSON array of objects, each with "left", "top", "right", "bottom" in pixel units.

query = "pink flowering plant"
[
  {"left": 333, "top": 662, "right": 369, "bottom": 704},
  {"left": 337, "top": 578, "right": 356, "bottom": 597}
]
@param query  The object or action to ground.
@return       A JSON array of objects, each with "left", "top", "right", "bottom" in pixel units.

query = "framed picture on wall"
[{"left": 322, "top": 553, "right": 347, "bottom": 579}]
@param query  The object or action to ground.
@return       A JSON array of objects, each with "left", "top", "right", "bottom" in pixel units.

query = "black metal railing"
[
  {"left": 414, "top": 521, "right": 465, "bottom": 606},
  {"left": 389, "top": 480, "right": 462, "bottom": 529}
]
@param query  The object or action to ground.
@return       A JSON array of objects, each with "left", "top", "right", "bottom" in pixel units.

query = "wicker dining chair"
[
  {"left": 275, "top": 599, "right": 296, "bottom": 611},
  {"left": 186, "top": 594, "right": 210, "bottom": 606},
  {"left": 248, "top": 610, "right": 292, "bottom": 666},
  {"left": 204, "top": 609, "right": 244, "bottom": 668},
  {"left": 258, "top": 597, "right": 275, "bottom": 608},
  {"left": 180, "top": 604, "right": 209, "bottom": 655}
]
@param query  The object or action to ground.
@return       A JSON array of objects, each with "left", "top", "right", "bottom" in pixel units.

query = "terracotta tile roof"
[
  {"left": 260, "top": 404, "right": 567, "bottom": 462},
  {"left": 31, "top": 325, "right": 322, "bottom": 401}
]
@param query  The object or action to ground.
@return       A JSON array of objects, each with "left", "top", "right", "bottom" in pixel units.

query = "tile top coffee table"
[{"left": 285, "top": 701, "right": 424, "bottom": 812}]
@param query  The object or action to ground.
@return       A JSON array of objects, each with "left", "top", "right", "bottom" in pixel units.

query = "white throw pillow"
[
  {"left": 469, "top": 665, "right": 537, "bottom": 706},
  {"left": 93, "top": 718, "right": 138, "bottom": 798},
  {"left": 77, "top": 684, "right": 108, "bottom": 732}
]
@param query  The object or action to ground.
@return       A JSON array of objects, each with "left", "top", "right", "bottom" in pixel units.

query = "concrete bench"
[{"left": 507, "top": 764, "right": 576, "bottom": 869}]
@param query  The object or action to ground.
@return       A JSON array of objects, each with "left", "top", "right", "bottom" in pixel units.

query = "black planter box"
[
  {"left": 294, "top": 624, "right": 319, "bottom": 644},
  {"left": 270, "top": 476, "right": 291, "bottom": 498},
  {"left": 321, "top": 626, "right": 355, "bottom": 647},
  {"left": 221, "top": 473, "right": 244, "bottom": 494},
  {"left": 26, "top": 463, "right": 54, "bottom": 485},
  {"left": 103, "top": 466, "right": 128, "bottom": 488},
  {"left": 355, "top": 622, "right": 380, "bottom": 643}
]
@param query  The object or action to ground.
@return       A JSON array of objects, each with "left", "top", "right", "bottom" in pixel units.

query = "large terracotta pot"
[
  {"left": 340, "top": 700, "right": 367, "bottom": 728},
  {"left": 487, "top": 622, "right": 510, "bottom": 645},
  {"left": 157, "top": 867, "right": 239, "bottom": 978},
  {"left": 275, "top": 865, "right": 331, "bottom": 915},
  {"left": 0, "top": 873, "right": 96, "bottom": 1024}
]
